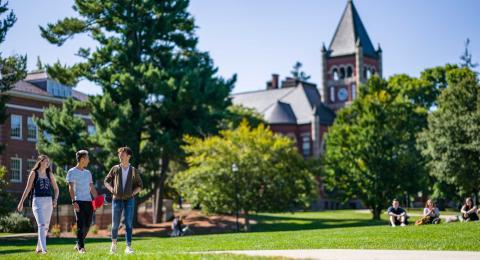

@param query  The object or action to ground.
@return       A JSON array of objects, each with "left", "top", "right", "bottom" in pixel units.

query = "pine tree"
[{"left": 39, "top": 0, "right": 235, "bottom": 223}]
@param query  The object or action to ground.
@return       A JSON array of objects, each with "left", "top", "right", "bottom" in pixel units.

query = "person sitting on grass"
[
  {"left": 171, "top": 216, "right": 184, "bottom": 237},
  {"left": 387, "top": 199, "right": 408, "bottom": 227},
  {"left": 422, "top": 199, "right": 441, "bottom": 224},
  {"left": 460, "top": 197, "right": 479, "bottom": 222}
]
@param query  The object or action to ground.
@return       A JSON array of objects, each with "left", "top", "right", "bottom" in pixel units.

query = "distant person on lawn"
[
  {"left": 460, "top": 197, "right": 479, "bottom": 222},
  {"left": 420, "top": 199, "right": 441, "bottom": 224},
  {"left": 67, "top": 150, "right": 98, "bottom": 254},
  {"left": 104, "top": 146, "right": 143, "bottom": 254},
  {"left": 387, "top": 199, "right": 408, "bottom": 227}
]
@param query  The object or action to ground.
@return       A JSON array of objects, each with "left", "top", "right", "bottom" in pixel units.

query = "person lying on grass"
[
  {"left": 387, "top": 199, "right": 408, "bottom": 227},
  {"left": 460, "top": 197, "right": 479, "bottom": 222}
]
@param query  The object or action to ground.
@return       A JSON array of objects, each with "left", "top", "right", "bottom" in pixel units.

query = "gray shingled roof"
[
  {"left": 328, "top": 0, "right": 377, "bottom": 58},
  {"left": 264, "top": 101, "right": 297, "bottom": 124},
  {"left": 232, "top": 84, "right": 335, "bottom": 126}
]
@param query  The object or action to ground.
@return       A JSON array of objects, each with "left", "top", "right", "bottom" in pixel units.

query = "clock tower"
[{"left": 321, "top": 0, "right": 382, "bottom": 111}]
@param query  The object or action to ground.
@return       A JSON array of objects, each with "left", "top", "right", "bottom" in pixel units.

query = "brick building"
[{"left": 0, "top": 71, "right": 92, "bottom": 196}]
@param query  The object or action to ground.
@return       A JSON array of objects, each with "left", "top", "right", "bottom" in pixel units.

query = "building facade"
[{"left": 0, "top": 71, "right": 91, "bottom": 196}]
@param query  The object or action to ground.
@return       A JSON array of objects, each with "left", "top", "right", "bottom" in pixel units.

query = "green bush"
[
  {"left": 0, "top": 212, "right": 34, "bottom": 233},
  {"left": 50, "top": 224, "right": 61, "bottom": 238},
  {"left": 90, "top": 224, "right": 98, "bottom": 235}
]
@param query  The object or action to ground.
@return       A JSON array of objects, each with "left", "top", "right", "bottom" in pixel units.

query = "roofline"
[
  {"left": 3, "top": 90, "right": 76, "bottom": 104},
  {"left": 328, "top": 0, "right": 351, "bottom": 50}
]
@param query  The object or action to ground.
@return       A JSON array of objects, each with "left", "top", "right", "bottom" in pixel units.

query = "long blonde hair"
[{"left": 31, "top": 155, "right": 51, "bottom": 176}]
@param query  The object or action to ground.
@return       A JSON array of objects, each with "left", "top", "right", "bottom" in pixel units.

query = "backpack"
[{"left": 27, "top": 170, "right": 51, "bottom": 206}]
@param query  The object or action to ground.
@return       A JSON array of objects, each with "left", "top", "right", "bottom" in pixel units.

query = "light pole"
[{"left": 232, "top": 163, "right": 239, "bottom": 232}]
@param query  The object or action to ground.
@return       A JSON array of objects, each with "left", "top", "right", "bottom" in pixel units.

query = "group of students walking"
[
  {"left": 387, "top": 197, "right": 480, "bottom": 227},
  {"left": 16, "top": 147, "right": 143, "bottom": 254}
]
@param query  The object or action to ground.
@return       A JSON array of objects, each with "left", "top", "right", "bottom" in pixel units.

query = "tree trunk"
[
  {"left": 372, "top": 206, "right": 382, "bottom": 220},
  {"left": 153, "top": 154, "right": 169, "bottom": 224},
  {"left": 244, "top": 210, "right": 250, "bottom": 232}
]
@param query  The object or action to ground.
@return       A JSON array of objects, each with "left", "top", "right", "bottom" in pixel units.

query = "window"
[
  {"left": 43, "top": 130, "right": 52, "bottom": 142},
  {"left": 366, "top": 68, "right": 372, "bottom": 79},
  {"left": 27, "top": 159, "right": 36, "bottom": 173},
  {"left": 10, "top": 158, "right": 22, "bottom": 183},
  {"left": 27, "top": 117, "right": 37, "bottom": 141},
  {"left": 329, "top": 86, "right": 335, "bottom": 102},
  {"left": 339, "top": 67, "right": 346, "bottom": 79},
  {"left": 332, "top": 68, "right": 339, "bottom": 81},
  {"left": 347, "top": 66, "right": 353, "bottom": 78},
  {"left": 87, "top": 125, "right": 96, "bottom": 136},
  {"left": 10, "top": 115, "right": 22, "bottom": 139},
  {"left": 351, "top": 84, "right": 356, "bottom": 100},
  {"left": 363, "top": 67, "right": 367, "bottom": 79},
  {"left": 301, "top": 134, "right": 311, "bottom": 156}
]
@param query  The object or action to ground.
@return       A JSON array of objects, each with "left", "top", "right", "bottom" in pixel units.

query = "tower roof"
[{"left": 328, "top": 0, "right": 378, "bottom": 58}]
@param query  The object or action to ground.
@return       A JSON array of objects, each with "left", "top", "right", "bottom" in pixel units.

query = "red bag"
[{"left": 92, "top": 195, "right": 105, "bottom": 210}]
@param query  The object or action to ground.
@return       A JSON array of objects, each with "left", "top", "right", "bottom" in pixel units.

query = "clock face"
[{"left": 337, "top": 87, "right": 348, "bottom": 101}]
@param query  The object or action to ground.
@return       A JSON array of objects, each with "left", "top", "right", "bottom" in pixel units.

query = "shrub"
[
  {"left": 90, "top": 224, "right": 98, "bottom": 235},
  {"left": 51, "top": 224, "right": 61, "bottom": 238},
  {"left": 70, "top": 223, "right": 77, "bottom": 236},
  {"left": 0, "top": 212, "right": 34, "bottom": 233}
]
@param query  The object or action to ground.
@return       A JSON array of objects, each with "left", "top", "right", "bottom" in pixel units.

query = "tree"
[
  {"left": 0, "top": 166, "right": 15, "bottom": 217},
  {"left": 40, "top": 0, "right": 235, "bottom": 223},
  {"left": 290, "top": 61, "right": 311, "bottom": 81},
  {"left": 459, "top": 38, "right": 478, "bottom": 70},
  {"left": 35, "top": 56, "right": 43, "bottom": 71},
  {"left": 35, "top": 98, "right": 105, "bottom": 204},
  {"left": 0, "top": 0, "right": 27, "bottom": 154},
  {"left": 174, "top": 121, "right": 316, "bottom": 231},
  {"left": 418, "top": 67, "right": 480, "bottom": 202},
  {"left": 323, "top": 76, "right": 428, "bottom": 220},
  {"left": 220, "top": 105, "right": 265, "bottom": 130}
]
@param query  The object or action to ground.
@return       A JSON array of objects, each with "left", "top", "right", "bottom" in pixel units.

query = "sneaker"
[
  {"left": 125, "top": 246, "right": 134, "bottom": 254},
  {"left": 400, "top": 223, "right": 406, "bottom": 227},
  {"left": 74, "top": 244, "right": 79, "bottom": 251},
  {"left": 110, "top": 244, "right": 117, "bottom": 254},
  {"left": 78, "top": 248, "right": 86, "bottom": 254},
  {"left": 391, "top": 224, "right": 396, "bottom": 227}
]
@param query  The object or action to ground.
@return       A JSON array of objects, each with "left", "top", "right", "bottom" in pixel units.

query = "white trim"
[
  {"left": 10, "top": 157, "right": 22, "bottom": 183},
  {"left": 10, "top": 114, "right": 22, "bottom": 140},
  {"left": 6, "top": 103, "right": 91, "bottom": 120},
  {"left": 5, "top": 90, "right": 65, "bottom": 103}
]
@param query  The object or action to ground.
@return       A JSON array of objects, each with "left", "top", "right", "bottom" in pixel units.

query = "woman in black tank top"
[{"left": 17, "top": 155, "right": 59, "bottom": 254}]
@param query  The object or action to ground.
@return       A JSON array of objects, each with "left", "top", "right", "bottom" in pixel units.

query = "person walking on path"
[
  {"left": 104, "top": 146, "right": 143, "bottom": 254},
  {"left": 17, "top": 155, "right": 59, "bottom": 254},
  {"left": 67, "top": 150, "right": 98, "bottom": 254}
]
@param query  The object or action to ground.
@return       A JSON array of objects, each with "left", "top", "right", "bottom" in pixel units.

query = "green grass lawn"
[{"left": 0, "top": 210, "right": 478, "bottom": 259}]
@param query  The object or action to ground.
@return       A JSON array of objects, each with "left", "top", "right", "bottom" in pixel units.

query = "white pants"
[{"left": 32, "top": 197, "right": 53, "bottom": 252}]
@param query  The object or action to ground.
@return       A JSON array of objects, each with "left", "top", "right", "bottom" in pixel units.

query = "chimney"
[{"left": 267, "top": 74, "right": 279, "bottom": 90}]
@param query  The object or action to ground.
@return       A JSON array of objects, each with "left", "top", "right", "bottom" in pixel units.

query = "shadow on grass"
[
  {"left": 250, "top": 214, "right": 386, "bottom": 232},
  {"left": 0, "top": 237, "right": 113, "bottom": 255}
]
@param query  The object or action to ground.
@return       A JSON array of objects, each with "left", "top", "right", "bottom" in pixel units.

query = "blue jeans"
[{"left": 111, "top": 198, "right": 135, "bottom": 246}]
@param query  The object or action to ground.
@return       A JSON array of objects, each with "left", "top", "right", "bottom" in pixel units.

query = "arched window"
[
  {"left": 347, "top": 66, "right": 353, "bottom": 78},
  {"left": 366, "top": 68, "right": 372, "bottom": 79},
  {"left": 371, "top": 68, "right": 376, "bottom": 75},
  {"left": 339, "top": 67, "right": 346, "bottom": 79},
  {"left": 332, "top": 68, "right": 339, "bottom": 81},
  {"left": 363, "top": 67, "right": 367, "bottom": 79}
]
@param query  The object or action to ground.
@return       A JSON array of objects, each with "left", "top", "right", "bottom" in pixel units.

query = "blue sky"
[{"left": 1, "top": 0, "right": 479, "bottom": 95}]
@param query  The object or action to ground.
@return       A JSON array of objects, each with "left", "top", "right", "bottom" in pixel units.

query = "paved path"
[{"left": 211, "top": 249, "right": 480, "bottom": 260}]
